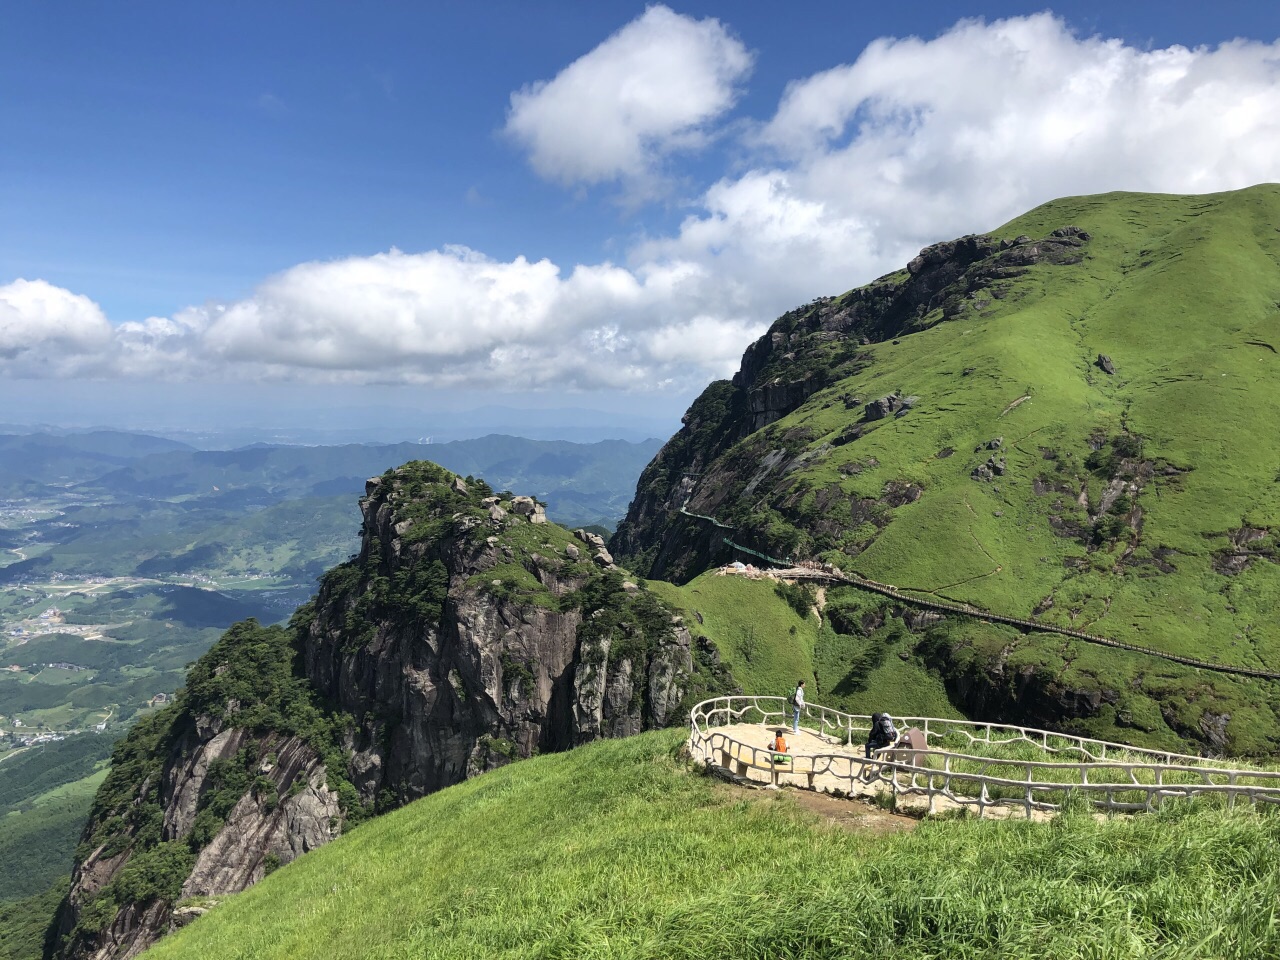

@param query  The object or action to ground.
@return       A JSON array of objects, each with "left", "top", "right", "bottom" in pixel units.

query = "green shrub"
[{"left": 774, "top": 581, "right": 815, "bottom": 618}]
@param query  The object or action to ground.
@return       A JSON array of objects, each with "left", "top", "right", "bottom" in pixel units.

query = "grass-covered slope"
[
  {"left": 0, "top": 768, "right": 106, "bottom": 903},
  {"left": 828, "top": 187, "right": 1280, "bottom": 637},
  {"left": 617, "top": 185, "right": 1280, "bottom": 753},
  {"left": 146, "top": 729, "right": 1280, "bottom": 960},
  {"left": 649, "top": 573, "right": 958, "bottom": 720},
  {"left": 0, "top": 737, "right": 116, "bottom": 960},
  {"left": 0, "top": 879, "right": 68, "bottom": 960}
]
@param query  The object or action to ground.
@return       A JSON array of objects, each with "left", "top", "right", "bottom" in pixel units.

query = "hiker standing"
[
  {"left": 791, "top": 680, "right": 805, "bottom": 733},
  {"left": 865, "top": 712, "right": 898, "bottom": 759}
]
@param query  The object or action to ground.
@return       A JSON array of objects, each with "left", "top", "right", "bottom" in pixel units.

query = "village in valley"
[{"left": 0, "top": 488, "right": 316, "bottom": 760}]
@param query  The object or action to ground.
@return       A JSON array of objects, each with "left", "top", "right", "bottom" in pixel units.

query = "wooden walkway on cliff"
[{"left": 677, "top": 503, "right": 1280, "bottom": 682}]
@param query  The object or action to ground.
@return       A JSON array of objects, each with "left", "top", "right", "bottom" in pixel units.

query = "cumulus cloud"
[
  {"left": 744, "top": 14, "right": 1280, "bottom": 269},
  {"left": 615, "top": 13, "right": 1280, "bottom": 327},
  {"left": 6, "top": 13, "right": 1280, "bottom": 393},
  {"left": 0, "top": 280, "right": 113, "bottom": 376},
  {"left": 504, "top": 5, "right": 752, "bottom": 186},
  {"left": 0, "top": 250, "right": 760, "bottom": 391}
]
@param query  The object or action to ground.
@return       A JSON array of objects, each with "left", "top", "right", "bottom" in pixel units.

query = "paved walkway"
[
  {"left": 712, "top": 722, "right": 892, "bottom": 797},
  {"left": 706, "top": 722, "right": 1048, "bottom": 820}
]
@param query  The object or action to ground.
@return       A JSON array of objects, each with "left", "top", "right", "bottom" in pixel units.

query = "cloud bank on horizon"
[{"left": 4, "top": 9, "right": 1280, "bottom": 391}]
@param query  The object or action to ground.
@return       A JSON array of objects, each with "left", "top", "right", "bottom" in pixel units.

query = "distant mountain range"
[
  {"left": 0, "top": 401, "right": 679, "bottom": 448},
  {"left": 0, "top": 431, "right": 662, "bottom": 531}
]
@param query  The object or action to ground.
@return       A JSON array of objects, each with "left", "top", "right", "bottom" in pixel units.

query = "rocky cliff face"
[
  {"left": 611, "top": 227, "right": 1090, "bottom": 582},
  {"left": 52, "top": 463, "right": 694, "bottom": 959},
  {"left": 50, "top": 621, "right": 347, "bottom": 960},
  {"left": 302, "top": 466, "right": 693, "bottom": 804}
]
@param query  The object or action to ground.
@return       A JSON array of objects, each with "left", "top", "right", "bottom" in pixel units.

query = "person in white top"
[{"left": 791, "top": 680, "right": 806, "bottom": 733}]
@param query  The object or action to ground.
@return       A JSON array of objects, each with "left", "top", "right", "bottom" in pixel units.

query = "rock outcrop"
[
  {"left": 304, "top": 466, "right": 692, "bottom": 803},
  {"left": 53, "top": 463, "right": 695, "bottom": 959}
]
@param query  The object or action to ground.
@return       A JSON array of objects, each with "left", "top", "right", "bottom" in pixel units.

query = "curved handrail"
[{"left": 689, "top": 695, "right": 1280, "bottom": 817}]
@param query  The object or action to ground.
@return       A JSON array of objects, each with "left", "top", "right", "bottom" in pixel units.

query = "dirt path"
[
  {"left": 713, "top": 776, "right": 916, "bottom": 834},
  {"left": 0, "top": 747, "right": 30, "bottom": 765}
]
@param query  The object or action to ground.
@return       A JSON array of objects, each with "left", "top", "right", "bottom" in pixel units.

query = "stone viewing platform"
[{"left": 690, "top": 696, "right": 1280, "bottom": 819}]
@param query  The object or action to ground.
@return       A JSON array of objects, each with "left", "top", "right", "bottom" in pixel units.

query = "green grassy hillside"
[
  {"left": 0, "top": 879, "right": 67, "bottom": 960},
  {"left": 0, "top": 741, "right": 112, "bottom": 960},
  {"left": 829, "top": 188, "right": 1280, "bottom": 638},
  {"left": 0, "top": 770, "right": 104, "bottom": 902},
  {"left": 617, "top": 185, "right": 1280, "bottom": 754},
  {"left": 0, "top": 735, "right": 114, "bottom": 912},
  {"left": 649, "top": 573, "right": 958, "bottom": 719},
  {"left": 144, "top": 729, "right": 1280, "bottom": 960}
]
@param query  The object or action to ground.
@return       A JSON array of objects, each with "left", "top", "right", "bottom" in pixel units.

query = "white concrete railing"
[{"left": 689, "top": 695, "right": 1280, "bottom": 818}]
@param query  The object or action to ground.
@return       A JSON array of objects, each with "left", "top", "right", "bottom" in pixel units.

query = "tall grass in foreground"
[{"left": 146, "top": 730, "right": 1280, "bottom": 960}]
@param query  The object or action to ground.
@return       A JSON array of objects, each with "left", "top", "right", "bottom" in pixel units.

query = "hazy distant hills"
[
  {"left": 0, "top": 432, "right": 661, "bottom": 531},
  {"left": 0, "top": 431, "right": 196, "bottom": 493},
  {"left": 0, "top": 430, "right": 663, "bottom": 768},
  {"left": 83, "top": 434, "right": 660, "bottom": 520}
]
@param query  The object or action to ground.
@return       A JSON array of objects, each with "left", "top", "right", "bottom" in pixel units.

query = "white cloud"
[
  {"left": 620, "top": 13, "right": 1280, "bottom": 329},
  {"left": 5, "top": 14, "right": 1280, "bottom": 395},
  {"left": 0, "top": 250, "right": 764, "bottom": 391},
  {"left": 0, "top": 280, "right": 113, "bottom": 376},
  {"left": 748, "top": 14, "right": 1280, "bottom": 263},
  {"left": 504, "top": 5, "right": 752, "bottom": 186}
]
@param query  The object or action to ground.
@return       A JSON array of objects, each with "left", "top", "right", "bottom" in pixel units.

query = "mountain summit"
[{"left": 614, "top": 184, "right": 1280, "bottom": 754}]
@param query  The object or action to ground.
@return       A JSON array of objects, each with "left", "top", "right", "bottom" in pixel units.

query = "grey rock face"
[
  {"left": 181, "top": 740, "right": 338, "bottom": 898},
  {"left": 303, "top": 471, "right": 692, "bottom": 802},
  {"left": 161, "top": 725, "right": 246, "bottom": 841},
  {"left": 56, "top": 730, "right": 337, "bottom": 960},
  {"left": 864, "top": 393, "right": 918, "bottom": 422}
]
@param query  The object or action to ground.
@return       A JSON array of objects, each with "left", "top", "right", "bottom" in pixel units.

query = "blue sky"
[{"left": 2, "top": 2, "right": 1279, "bottom": 440}]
